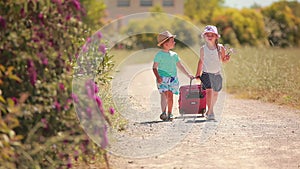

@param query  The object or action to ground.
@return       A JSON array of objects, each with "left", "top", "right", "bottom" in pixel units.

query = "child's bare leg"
[
  {"left": 166, "top": 91, "right": 173, "bottom": 114},
  {"left": 161, "top": 92, "right": 167, "bottom": 112},
  {"left": 206, "top": 89, "right": 213, "bottom": 115},
  {"left": 211, "top": 91, "right": 219, "bottom": 113}
]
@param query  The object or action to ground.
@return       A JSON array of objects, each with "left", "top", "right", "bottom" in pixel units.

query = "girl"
[{"left": 196, "top": 25, "right": 230, "bottom": 120}]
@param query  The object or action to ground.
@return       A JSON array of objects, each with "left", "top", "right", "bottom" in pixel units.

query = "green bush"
[{"left": 0, "top": 0, "right": 113, "bottom": 168}]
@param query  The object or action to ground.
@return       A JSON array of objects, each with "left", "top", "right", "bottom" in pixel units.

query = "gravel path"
[
  {"left": 74, "top": 50, "right": 300, "bottom": 169},
  {"left": 103, "top": 60, "right": 300, "bottom": 169},
  {"left": 107, "top": 94, "right": 300, "bottom": 169}
]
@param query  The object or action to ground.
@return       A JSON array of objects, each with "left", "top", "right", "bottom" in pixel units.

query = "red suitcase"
[{"left": 178, "top": 79, "right": 206, "bottom": 116}]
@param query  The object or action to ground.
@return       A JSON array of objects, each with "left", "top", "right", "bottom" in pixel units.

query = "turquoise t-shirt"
[{"left": 154, "top": 50, "right": 180, "bottom": 77}]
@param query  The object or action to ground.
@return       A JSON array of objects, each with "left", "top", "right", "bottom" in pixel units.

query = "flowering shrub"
[{"left": 0, "top": 0, "right": 114, "bottom": 168}]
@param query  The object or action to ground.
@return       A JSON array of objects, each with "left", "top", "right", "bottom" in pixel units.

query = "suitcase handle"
[
  {"left": 188, "top": 77, "right": 204, "bottom": 98},
  {"left": 189, "top": 76, "right": 201, "bottom": 87}
]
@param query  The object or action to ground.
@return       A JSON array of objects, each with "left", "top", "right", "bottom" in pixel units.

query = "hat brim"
[
  {"left": 201, "top": 32, "right": 220, "bottom": 38},
  {"left": 157, "top": 35, "right": 176, "bottom": 47}
]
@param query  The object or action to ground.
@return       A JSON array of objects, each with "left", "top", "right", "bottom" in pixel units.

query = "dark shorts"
[{"left": 200, "top": 72, "right": 223, "bottom": 92}]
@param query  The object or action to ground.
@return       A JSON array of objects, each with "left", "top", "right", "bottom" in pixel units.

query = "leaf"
[
  {"left": 7, "top": 98, "right": 14, "bottom": 108},
  {"left": 7, "top": 66, "right": 14, "bottom": 75},
  {"left": 0, "top": 96, "right": 5, "bottom": 103},
  {"left": 8, "top": 74, "right": 22, "bottom": 82},
  {"left": 0, "top": 64, "right": 5, "bottom": 72}
]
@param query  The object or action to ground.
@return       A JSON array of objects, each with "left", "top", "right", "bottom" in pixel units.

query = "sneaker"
[
  {"left": 168, "top": 113, "right": 174, "bottom": 121},
  {"left": 206, "top": 113, "right": 215, "bottom": 120},
  {"left": 160, "top": 112, "right": 168, "bottom": 121}
]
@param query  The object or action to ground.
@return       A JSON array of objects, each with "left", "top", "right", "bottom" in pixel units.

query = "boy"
[{"left": 152, "top": 30, "right": 193, "bottom": 121}]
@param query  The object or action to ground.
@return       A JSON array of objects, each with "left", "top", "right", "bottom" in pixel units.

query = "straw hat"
[
  {"left": 157, "top": 30, "right": 176, "bottom": 47},
  {"left": 201, "top": 25, "right": 220, "bottom": 38}
]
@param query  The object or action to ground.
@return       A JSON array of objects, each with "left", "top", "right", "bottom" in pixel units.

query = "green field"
[{"left": 110, "top": 47, "right": 300, "bottom": 109}]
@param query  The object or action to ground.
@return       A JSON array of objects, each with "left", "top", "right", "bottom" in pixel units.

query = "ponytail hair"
[{"left": 215, "top": 39, "right": 221, "bottom": 59}]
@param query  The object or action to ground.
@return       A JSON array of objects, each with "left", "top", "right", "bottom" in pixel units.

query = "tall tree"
[
  {"left": 262, "top": 1, "right": 300, "bottom": 47},
  {"left": 184, "top": 0, "right": 224, "bottom": 24}
]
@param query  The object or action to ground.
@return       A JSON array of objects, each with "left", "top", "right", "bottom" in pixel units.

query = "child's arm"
[
  {"left": 152, "top": 62, "right": 162, "bottom": 83},
  {"left": 177, "top": 61, "right": 193, "bottom": 79},
  {"left": 220, "top": 45, "right": 230, "bottom": 63},
  {"left": 196, "top": 47, "right": 204, "bottom": 78}
]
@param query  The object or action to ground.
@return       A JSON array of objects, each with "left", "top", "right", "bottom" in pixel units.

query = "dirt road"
[
  {"left": 72, "top": 51, "right": 300, "bottom": 169},
  {"left": 107, "top": 93, "right": 300, "bottom": 169},
  {"left": 103, "top": 60, "right": 300, "bottom": 169}
]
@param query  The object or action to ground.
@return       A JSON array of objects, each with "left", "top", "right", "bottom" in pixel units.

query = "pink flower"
[
  {"left": 0, "top": 16, "right": 6, "bottom": 29},
  {"left": 42, "top": 58, "right": 48, "bottom": 65},
  {"left": 41, "top": 118, "right": 48, "bottom": 128},
  {"left": 54, "top": 100, "right": 61, "bottom": 111},
  {"left": 109, "top": 107, "right": 115, "bottom": 115},
  {"left": 75, "top": 53, "right": 79, "bottom": 59},
  {"left": 27, "top": 59, "right": 37, "bottom": 86},
  {"left": 96, "top": 31, "right": 103, "bottom": 39},
  {"left": 38, "top": 13, "right": 43, "bottom": 20},
  {"left": 95, "top": 96, "right": 104, "bottom": 113},
  {"left": 20, "top": 8, "right": 25, "bottom": 18},
  {"left": 94, "top": 84, "right": 99, "bottom": 93},
  {"left": 98, "top": 44, "right": 106, "bottom": 54},
  {"left": 71, "top": 93, "right": 79, "bottom": 103},
  {"left": 59, "top": 83, "right": 65, "bottom": 91},
  {"left": 73, "top": 150, "right": 79, "bottom": 161},
  {"left": 65, "top": 14, "right": 71, "bottom": 21},
  {"left": 67, "top": 158, "right": 72, "bottom": 168},
  {"left": 82, "top": 44, "right": 88, "bottom": 53},
  {"left": 11, "top": 97, "right": 18, "bottom": 105},
  {"left": 72, "top": 0, "right": 81, "bottom": 10},
  {"left": 86, "top": 37, "right": 92, "bottom": 44}
]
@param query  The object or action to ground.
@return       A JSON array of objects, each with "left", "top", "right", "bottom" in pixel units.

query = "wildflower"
[
  {"left": 0, "top": 16, "right": 6, "bottom": 29},
  {"left": 11, "top": 97, "right": 18, "bottom": 105},
  {"left": 59, "top": 83, "right": 65, "bottom": 91},
  {"left": 65, "top": 14, "right": 71, "bottom": 21},
  {"left": 72, "top": 0, "right": 81, "bottom": 10},
  {"left": 82, "top": 44, "right": 88, "bottom": 53},
  {"left": 54, "top": 100, "right": 61, "bottom": 111},
  {"left": 20, "top": 8, "right": 25, "bottom": 18},
  {"left": 109, "top": 107, "right": 115, "bottom": 115},
  {"left": 98, "top": 44, "right": 106, "bottom": 54},
  {"left": 27, "top": 59, "right": 37, "bottom": 86},
  {"left": 41, "top": 118, "right": 48, "bottom": 128},
  {"left": 86, "top": 37, "right": 92, "bottom": 44},
  {"left": 94, "top": 83, "right": 99, "bottom": 93},
  {"left": 75, "top": 53, "right": 79, "bottom": 59},
  {"left": 96, "top": 31, "right": 103, "bottom": 39},
  {"left": 73, "top": 150, "right": 79, "bottom": 161},
  {"left": 94, "top": 96, "right": 104, "bottom": 113},
  {"left": 71, "top": 93, "right": 79, "bottom": 103},
  {"left": 67, "top": 158, "right": 72, "bottom": 168}
]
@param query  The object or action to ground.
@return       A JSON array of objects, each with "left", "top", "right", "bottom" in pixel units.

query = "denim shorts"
[
  {"left": 200, "top": 72, "right": 222, "bottom": 92},
  {"left": 157, "top": 76, "right": 179, "bottom": 95}
]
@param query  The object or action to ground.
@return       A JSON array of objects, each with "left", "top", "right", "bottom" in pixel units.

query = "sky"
[{"left": 224, "top": 0, "right": 300, "bottom": 9}]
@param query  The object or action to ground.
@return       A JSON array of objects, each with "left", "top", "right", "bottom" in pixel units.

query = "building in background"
[
  {"left": 103, "top": 0, "right": 185, "bottom": 48},
  {"left": 105, "top": 0, "right": 184, "bottom": 21}
]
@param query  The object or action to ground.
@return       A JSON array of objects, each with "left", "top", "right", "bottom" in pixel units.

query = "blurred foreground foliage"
[{"left": 0, "top": 0, "right": 113, "bottom": 168}]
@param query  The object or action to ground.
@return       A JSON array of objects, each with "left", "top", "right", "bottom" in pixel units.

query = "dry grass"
[
  {"left": 109, "top": 47, "right": 300, "bottom": 109},
  {"left": 223, "top": 47, "right": 300, "bottom": 109}
]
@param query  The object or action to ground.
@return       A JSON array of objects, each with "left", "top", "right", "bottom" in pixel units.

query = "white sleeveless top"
[{"left": 202, "top": 44, "right": 222, "bottom": 74}]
